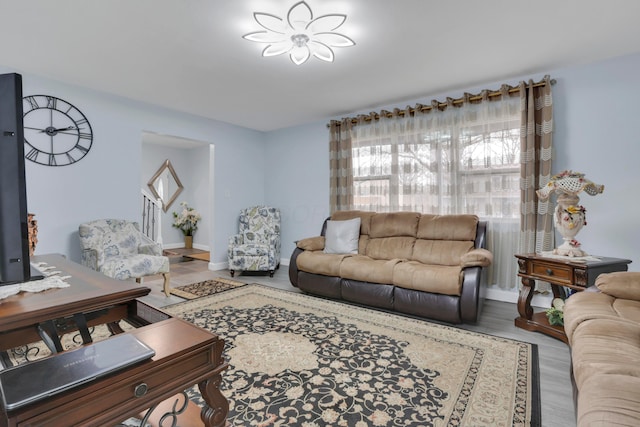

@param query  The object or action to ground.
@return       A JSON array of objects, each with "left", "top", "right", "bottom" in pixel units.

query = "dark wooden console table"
[
  {"left": 514, "top": 253, "right": 632, "bottom": 343},
  {"left": 0, "top": 254, "right": 150, "bottom": 352},
  {"left": 0, "top": 254, "right": 229, "bottom": 426}
]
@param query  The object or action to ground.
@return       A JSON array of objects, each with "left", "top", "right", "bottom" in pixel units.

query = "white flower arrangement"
[{"left": 172, "top": 201, "right": 201, "bottom": 236}]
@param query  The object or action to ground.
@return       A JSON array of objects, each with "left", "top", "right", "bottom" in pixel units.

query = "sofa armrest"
[
  {"left": 139, "top": 243, "right": 162, "bottom": 256},
  {"left": 81, "top": 248, "right": 99, "bottom": 271},
  {"left": 296, "top": 236, "right": 325, "bottom": 251},
  {"left": 596, "top": 272, "right": 640, "bottom": 300},
  {"left": 289, "top": 247, "right": 304, "bottom": 287},
  {"left": 460, "top": 248, "right": 493, "bottom": 267},
  {"left": 138, "top": 233, "right": 163, "bottom": 256},
  {"left": 459, "top": 266, "right": 484, "bottom": 323}
]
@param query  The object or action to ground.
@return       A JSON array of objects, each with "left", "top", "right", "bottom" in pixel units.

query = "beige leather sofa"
[
  {"left": 564, "top": 272, "right": 640, "bottom": 426},
  {"left": 289, "top": 210, "right": 492, "bottom": 323}
]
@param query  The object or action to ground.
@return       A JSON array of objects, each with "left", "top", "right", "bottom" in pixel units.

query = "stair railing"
[{"left": 141, "top": 188, "right": 163, "bottom": 245}]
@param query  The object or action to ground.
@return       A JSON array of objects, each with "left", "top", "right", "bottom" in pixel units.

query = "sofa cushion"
[
  {"left": 369, "top": 212, "right": 420, "bottom": 238},
  {"left": 570, "top": 317, "right": 640, "bottom": 390},
  {"left": 324, "top": 217, "right": 361, "bottom": 254},
  {"left": 564, "top": 292, "right": 640, "bottom": 343},
  {"left": 411, "top": 240, "right": 474, "bottom": 266},
  {"left": 596, "top": 272, "right": 640, "bottom": 301},
  {"left": 393, "top": 261, "right": 463, "bottom": 296},
  {"left": 100, "top": 253, "right": 169, "bottom": 280},
  {"left": 331, "top": 210, "right": 374, "bottom": 236},
  {"left": 339, "top": 255, "right": 402, "bottom": 284},
  {"left": 296, "top": 251, "right": 353, "bottom": 277},
  {"left": 417, "top": 214, "right": 478, "bottom": 241},
  {"left": 577, "top": 373, "right": 640, "bottom": 427},
  {"left": 366, "top": 236, "right": 416, "bottom": 260}
]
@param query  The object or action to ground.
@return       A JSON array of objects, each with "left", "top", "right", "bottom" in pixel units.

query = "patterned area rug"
[
  {"left": 169, "top": 277, "right": 245, "bottom": 300},
  {"left": 165, "top": 284, "right": 541, "bottom": 426}
]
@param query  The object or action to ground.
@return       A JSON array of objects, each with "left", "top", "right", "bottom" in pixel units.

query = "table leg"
[
  {"left": 198, "top": 338, "right": 229, "bottom": 427},
  {"left": 551, "top": 284, "right": 565, "bottom": 300},
  {"left": 517, "top": 277, "right": 535, "bottom": 320},
  {"left": 198, "top": 371, "right": 229, "bottom": 427}
]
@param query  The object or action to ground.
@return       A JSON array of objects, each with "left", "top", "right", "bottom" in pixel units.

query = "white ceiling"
[{"left": 2, "top": 0, "right": 640, "bottom": 132}]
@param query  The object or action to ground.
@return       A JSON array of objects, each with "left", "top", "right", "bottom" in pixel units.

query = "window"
[{"left": 351, "top": 98, "right": 521, "bottom": 217}]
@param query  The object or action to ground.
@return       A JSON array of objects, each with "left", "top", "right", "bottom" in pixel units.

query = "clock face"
[{"left": 22, "top": 95, "right": 93, "bottom": 167}]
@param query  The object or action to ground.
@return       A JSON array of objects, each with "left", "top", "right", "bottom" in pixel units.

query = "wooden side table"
[{"left": 514, "top": 253, "right": 632, "bottom": 343}]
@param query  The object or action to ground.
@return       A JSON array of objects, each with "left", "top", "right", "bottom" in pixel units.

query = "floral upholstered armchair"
[
  {"left": 228, "top": 206, "right": 281, "bottom": 277},
  {"left": 78, "top": 219, "right": 171, "bottom": 296}
]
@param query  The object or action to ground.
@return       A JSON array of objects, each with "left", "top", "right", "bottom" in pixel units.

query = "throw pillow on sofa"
[{"left": 324, "top": 217, "right": 361, "bottom": 254}]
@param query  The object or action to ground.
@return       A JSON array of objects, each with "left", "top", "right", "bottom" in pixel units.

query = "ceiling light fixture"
[{"left": 243, "top": 1, "right": 355, "bottom": 65}]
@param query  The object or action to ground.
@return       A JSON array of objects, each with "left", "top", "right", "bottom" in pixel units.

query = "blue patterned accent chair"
[
  {"left": 78, "top": 219, "right": 171, "bottom": 296},
  {"left": 228, "top": 206, "right": 281, "bottom": 277}
]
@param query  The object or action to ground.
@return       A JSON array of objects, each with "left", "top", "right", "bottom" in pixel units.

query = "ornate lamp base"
[
  {"left": 537, "top": 170, "right": 604, "bottom": 258},
  {"left": 553, "top": 238, "right": 586, "bottom": 257},
  {"left": 553, "top": 193, "right": 587, "bottom": 257}
]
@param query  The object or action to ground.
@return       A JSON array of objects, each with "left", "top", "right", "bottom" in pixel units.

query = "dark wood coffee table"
[
  {"left": 0, "top": 254, "right": 229, "bottom": 426},
  {"left": 0, "top": 254, "right": 150, "bottom": 352}
]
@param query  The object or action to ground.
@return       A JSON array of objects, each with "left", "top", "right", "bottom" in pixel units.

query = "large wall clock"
[{"left": 22, "top": 95, "right": 93, "bottom": 167}]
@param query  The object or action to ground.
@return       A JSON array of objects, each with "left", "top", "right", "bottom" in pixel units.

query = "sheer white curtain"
[{"left": 351, "top": 94, "right": 521, "bottom": 289}]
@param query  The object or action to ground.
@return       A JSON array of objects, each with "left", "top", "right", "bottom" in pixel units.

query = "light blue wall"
[
  {"left": 5, "top": 50, "right": 640, "bottom": 277},
  {"left": 2, "top": 67, "right": 265, "bottom": 265},
  {"left": 551, "top": 52, "right": 640, "bottom": 265},
  {"left": 264, "top": 123, "right": 330, "bottom": 259},
  {"left": 267, "top": 52, "right": 640, "bottom": 273}
]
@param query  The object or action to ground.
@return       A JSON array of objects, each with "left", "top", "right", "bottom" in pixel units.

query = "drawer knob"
[
  {"left": 134, "top": 383, "right": 149, "bottom": 398},
  {"left": 546, "top": 268, "right": 554, "bottom": 276}
]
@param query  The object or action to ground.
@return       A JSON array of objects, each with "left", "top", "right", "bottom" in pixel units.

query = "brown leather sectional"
[
  {"left": 288, "top": 210, "right": 492, "bottom": 323},
  {"left": 564, "top": 272, "right": 640, "bottom": 426}
]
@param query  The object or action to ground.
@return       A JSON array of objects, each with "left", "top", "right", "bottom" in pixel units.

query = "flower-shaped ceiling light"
[{"left": 243, "top": 1, "right": 355, "bottom": 65}]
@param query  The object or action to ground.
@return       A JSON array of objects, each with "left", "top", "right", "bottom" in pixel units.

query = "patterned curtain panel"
[
  {"left": 519, "top": 76, "right": 554, "bottom": 256},
  {"left": 329, "top": 119, "right": 354, "bottom": 213}
]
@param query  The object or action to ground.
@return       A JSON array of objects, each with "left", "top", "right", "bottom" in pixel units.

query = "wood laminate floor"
[{"left": 140, "top": 259, "right": 576, "bottom": 427}]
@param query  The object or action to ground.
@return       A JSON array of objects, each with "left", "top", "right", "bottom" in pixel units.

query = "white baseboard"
[
  {"left": 485, "top": 286, "right": 553, "bottom": 308},
  {"left": 209, "top": 261, "right": 227, "bottom": 271}
]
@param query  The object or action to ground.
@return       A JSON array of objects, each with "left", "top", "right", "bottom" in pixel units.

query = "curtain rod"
[{"left": 328, "top": 76, "right": 555, "bottom": 128}]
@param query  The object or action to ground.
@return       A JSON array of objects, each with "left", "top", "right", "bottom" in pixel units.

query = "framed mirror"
[{"left": 147, "top": 159, "right": 183, "bottom": 212}]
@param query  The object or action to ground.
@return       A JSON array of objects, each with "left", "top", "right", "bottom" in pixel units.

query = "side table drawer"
[{"left": 531, "top": 263, "right": 572, "bottom": 284}]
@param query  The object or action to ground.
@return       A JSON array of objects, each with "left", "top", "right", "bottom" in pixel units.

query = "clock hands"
[
  {"left": 24, "top": 125, "right": 79, "bottom": 136},
  {"left": 40, "top": 126, "right": 78, "bottom": 135},
  {"left": 39, "top": 126, "right": 78, "bottom": 133},
  {"left": 24, "top": 125, "right": 78, "bottom": 132}
]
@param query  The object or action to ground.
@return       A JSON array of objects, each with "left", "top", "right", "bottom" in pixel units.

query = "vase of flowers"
[{"left": 172, "top": 202, "right": 201, "bottom": 248}]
